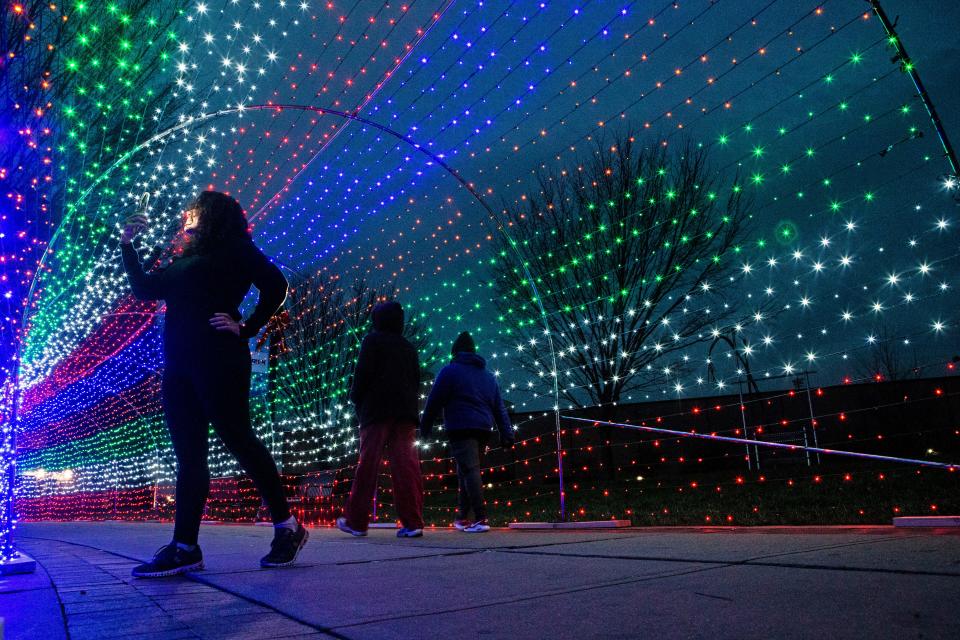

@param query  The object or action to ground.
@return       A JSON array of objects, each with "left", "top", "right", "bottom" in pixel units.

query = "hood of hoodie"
[
  {"left": 372, "top": 301, "right": 404, "bottom": 334},
  {"left": 453, "top": 352, "right": 486, "bottom": 368}
]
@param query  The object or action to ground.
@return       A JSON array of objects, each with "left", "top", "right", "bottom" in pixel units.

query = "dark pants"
[
  {"left": 344, "top": 420, "right": 424, "bottom": 531},
  {"left": 163, "top": 349, "right": 290, "bottom": 546},
  {"left": 449, "top": 436, "right": 486, "bottom": 521}
]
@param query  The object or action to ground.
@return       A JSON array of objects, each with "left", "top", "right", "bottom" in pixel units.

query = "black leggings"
[{"left": 163, "top": 352, "right": 290, "bottom": 545}]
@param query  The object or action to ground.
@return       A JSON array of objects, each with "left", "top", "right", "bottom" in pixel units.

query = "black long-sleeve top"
[{"left": 120, "top": 239, "right": 287, "bottom": 362}]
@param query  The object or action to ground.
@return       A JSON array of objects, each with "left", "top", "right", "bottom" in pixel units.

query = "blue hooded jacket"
[{"left": 420, "top": 352, "right": 513, "bottom": 442}]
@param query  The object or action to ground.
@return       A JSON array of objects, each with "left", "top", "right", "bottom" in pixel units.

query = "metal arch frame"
[{"left": 16, "top": 103, "right": 570, "bottom": 526}]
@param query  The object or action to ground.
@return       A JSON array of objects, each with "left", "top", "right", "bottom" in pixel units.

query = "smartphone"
[{"left": 136, "top": 192, "right": 150, "bottom": 217}]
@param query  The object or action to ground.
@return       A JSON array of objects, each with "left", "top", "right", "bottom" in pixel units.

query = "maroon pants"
[{"left": 344, "top": 420, "right": 424, "bottom": 531}]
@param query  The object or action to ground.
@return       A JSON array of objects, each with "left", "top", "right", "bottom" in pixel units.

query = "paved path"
[{"left": 5, "top": 522, "right": 960, "bottom": 639}]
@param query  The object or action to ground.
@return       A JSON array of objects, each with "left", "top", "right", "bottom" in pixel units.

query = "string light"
[{"left": 4, "top": 1, "right": 958, "bottom": 541}]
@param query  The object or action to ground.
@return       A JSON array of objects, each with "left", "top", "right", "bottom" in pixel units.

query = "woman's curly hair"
[{"left": 180, "top": 191, "right": 251, "bottom": 256}]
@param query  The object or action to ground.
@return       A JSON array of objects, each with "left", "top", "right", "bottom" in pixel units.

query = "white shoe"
[
  {"left": 463, "top": 520, "right": 490, "bottom": 533},
  {"left": 336, "top": 517, "right": 367, "bottom": 537}
]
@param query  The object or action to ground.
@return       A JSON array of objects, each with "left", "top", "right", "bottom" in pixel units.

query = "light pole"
[{"left": 0, "top": 343, "right": 36, "bottom": 575}]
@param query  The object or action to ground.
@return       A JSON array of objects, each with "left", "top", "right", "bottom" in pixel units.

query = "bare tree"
[
  {"left": 855, "top": 324, "right": 922, "bottom": 382},
  {"left": 2, "top": 1, "right": 182, "bottom": 185},
  {"left": 266, "top": 271, "right": 437, "bottom": 470},
  {"left": 492, "top": 133, "right": 759, "bottom": 411}
]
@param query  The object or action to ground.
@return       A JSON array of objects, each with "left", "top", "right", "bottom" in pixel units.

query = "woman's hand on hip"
[{"left": 209, "top": 313, "right": 242, "bottom": 336}]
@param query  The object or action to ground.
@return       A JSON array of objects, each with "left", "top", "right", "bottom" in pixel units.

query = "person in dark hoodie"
[
  {"left": 119, "top": 191, "right": 307, "bottom": 577},
  {"left": 420, "top": 331, "right": 514, "bottom": 532},
  {"left": 337, "top": 301, "right": 425, "bottom": 538}
]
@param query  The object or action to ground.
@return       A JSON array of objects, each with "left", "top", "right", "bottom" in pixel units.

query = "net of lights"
[{"left": 3, "top": 0, "right": 958, "bottom": 545}]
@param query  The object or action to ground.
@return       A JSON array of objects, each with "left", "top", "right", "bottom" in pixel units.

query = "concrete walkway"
[{"left": 5, "top": 522, "right": 959, "bottom": 639}]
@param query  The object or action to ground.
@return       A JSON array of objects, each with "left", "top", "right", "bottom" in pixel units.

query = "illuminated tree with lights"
[
  {"left": 494, "top": 134, "right": 759, "bottom": 410},
  {"left": 1, "top": 1, "right": 183, "bottom": 180},
  {"left": 1, "top": 1, "right": 184, "bottom": 351},
  {"left": 269, "top": 272, "right": 437, "bottom": 470}
]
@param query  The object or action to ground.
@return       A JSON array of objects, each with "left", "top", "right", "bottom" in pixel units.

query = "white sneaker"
[
  {"left": 463, "top": 520, "right": 490, "bottom": 533},
  {"left": 336, "top": 517, "right": 367, "bottom": 537}
]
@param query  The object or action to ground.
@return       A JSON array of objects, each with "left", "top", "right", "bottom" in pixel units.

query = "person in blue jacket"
[{"left": 420, "top": 332, "right": 514, "bottom": 532}]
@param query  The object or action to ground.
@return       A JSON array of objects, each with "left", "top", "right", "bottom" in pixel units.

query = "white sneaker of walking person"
[
  {"left": 463, "top": 519, "right": 490, "bottom": 533},
  {"left": 336, "top": 516, "right": 368, "bottom": 537}
]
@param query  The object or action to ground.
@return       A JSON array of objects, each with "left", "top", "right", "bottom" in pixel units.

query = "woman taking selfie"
[{"left": 120, "top": 191, "right": 307, "bottom": 577}]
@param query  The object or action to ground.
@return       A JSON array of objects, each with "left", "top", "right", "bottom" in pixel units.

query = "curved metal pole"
[{"left": 869, "top": 0, "right": 958, "bottom": 177}]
